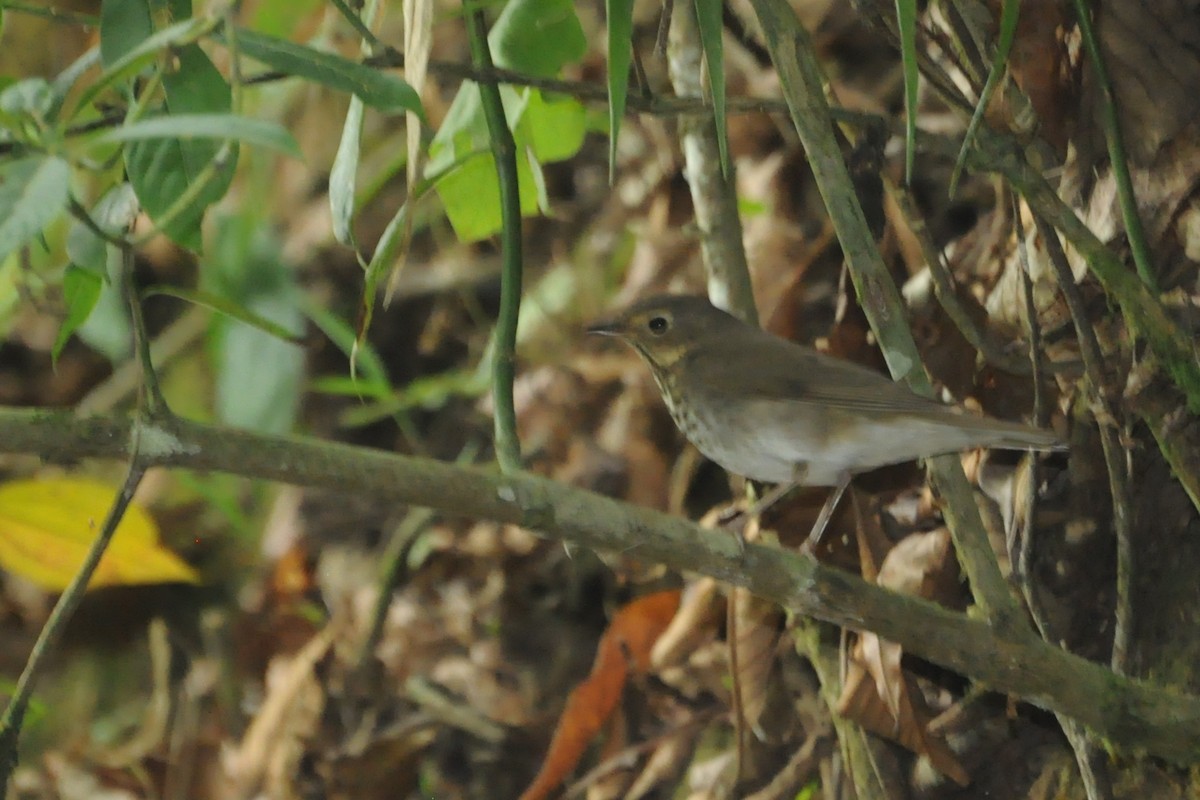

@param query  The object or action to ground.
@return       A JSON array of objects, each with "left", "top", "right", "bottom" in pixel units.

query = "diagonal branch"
[{"left": 2, "top": 407, "right": 1200, "bottom": 762}]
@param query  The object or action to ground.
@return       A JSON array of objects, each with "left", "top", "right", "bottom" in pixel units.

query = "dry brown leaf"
[
  {"left": 625, "top": 724, "right": 701, "bottom": 800},
  {"left": 519, "top": 590, "right": 682, "bottom": 800},
  {"left": 729, "top": 585, "right": 781, "bottom": 734},
  {"left": 837, "top": 528, "right": 967, "bottom": 785},
  {"left": 651, "top": 577, "right": 723, "bottom": 669},
  {"left": 223, "top": 625, "right": 336, "bottom": 798}
]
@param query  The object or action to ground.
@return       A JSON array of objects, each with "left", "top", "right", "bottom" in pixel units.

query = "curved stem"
[{"left": 464, "top": 1, "right": 522, "bottom": 474}]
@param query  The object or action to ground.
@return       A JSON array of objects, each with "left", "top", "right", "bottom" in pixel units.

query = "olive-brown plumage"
[{"left": 589, "top": 295, "right": 1060, "bottom": 488}]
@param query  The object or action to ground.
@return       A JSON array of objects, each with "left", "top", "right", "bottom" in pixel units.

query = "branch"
[{"left": 2, "top": 407, "right": 1200, "bottom": 761}]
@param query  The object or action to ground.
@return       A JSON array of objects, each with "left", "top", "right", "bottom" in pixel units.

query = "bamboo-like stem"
[{"left": 464, "top": 2, "right": 522, "bottom": 474}]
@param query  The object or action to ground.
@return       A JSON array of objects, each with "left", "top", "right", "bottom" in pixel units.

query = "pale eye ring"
[{"left": 647, "top": 316, "right": 669, "bottom": 335}]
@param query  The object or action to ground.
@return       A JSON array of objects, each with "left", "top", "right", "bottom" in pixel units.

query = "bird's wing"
[{"left": 686, "top": 333, "right": 950, "bottom": 417}]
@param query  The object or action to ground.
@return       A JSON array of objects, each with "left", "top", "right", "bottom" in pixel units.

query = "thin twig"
[
  {"left": 886, "top": 180, "right": 1034, "bottom": 375},
  {"left": 464, "top": 1, "right": 522, "bottom": 474},
  {"left": 356, "top": 506, "right": 437, "bottom": 666},
  {"left": 0, "top": 0, "right": 98, "bottom": 26},
  {"left": 0, "top": 448, "right": 148, "bottom": 787},
  {"left": 1012, "top": 196, "right": 1041, "bottom": 584},
  {"left": 1013, "top": 198, "right": 1112, "bottom": 800},
  {"left": 121, "top": 247, "right": 169, "bottom": 415},
  {"left": 1033, "top": 212, "right": 1134, "bottom": 677}
]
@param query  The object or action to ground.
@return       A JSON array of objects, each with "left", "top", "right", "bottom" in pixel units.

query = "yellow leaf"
[{"left": 0, "top": 477, "right": 199, "bottom": 591}]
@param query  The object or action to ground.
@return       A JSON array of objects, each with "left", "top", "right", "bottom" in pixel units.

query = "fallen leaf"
[
  {"left": 0, "top": 477, "right": 199, "bottom": 590},
  {"left": 519, "top": 589, "right": 681, "bottom": 800}
]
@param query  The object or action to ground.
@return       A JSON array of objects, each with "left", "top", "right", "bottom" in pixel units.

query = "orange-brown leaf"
[{"left": 519, "top": 589, "right": 681, "bottom": 800}]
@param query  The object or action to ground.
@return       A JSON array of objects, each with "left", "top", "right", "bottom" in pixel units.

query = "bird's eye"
[{"left": 647, "top": 316, "right": 670, "bottom": 335}]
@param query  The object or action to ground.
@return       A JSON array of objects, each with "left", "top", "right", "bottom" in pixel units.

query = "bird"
[{"left": 588, "top": 294, "right": 1062, "bottom": 548}]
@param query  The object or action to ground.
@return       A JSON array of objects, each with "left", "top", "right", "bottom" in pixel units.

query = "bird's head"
[{"left": 586, "top": 295, "right": 737, "bottom": 372}]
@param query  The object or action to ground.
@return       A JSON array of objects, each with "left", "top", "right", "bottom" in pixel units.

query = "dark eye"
[{"left": 647, "top": 316, "right": 669, "bottom": 335}]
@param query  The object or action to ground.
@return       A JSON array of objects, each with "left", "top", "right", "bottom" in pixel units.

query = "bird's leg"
[
  {"left": 741, "top": 462, "right": 811, "bottom": 524},
  {"left": 801, "top": 472, "right": 852, "bottom": 553},
  {"left": 718, "top": 468, "right": 806, "bottom": 554}
]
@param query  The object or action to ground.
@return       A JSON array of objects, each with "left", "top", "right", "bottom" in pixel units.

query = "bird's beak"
[{"left": 585, "top": 316, "right": 623, "bottom": 337}]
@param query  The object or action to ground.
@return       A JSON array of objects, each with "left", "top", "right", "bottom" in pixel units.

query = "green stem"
[
  {"left": 464, "top": 1, "right": 522, "bottom": 474},
  {"left": 1070, "top": 0, "right": 1158, "bottom": 292}
]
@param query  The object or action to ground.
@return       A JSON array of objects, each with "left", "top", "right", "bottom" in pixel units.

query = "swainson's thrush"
[{"left": 588, "top": 295, "right": 1062, "bottom": 544}]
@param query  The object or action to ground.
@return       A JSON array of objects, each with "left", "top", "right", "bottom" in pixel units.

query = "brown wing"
[{"left": 684, "top": 329, "right": 949, "bottom": 417}]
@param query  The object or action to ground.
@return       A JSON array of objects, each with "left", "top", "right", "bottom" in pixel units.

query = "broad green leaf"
[
  {"left": 99, "top": 0, "right": 153, "bottom": 68},
  {"left": 144, "top": 285, "right": 303, "bottom": 343},
  {"left": 52, "top": 266, "right": 103, "bottom": 362},
  {"left": 330, "top": 95, "right": 365, "bottom": 247},
  {"left": 205, "top": 216, "right": 303, "bottom": 433},
  {"left": 489, "top": 0, "right": 586, "bottom": 76},
  {"left": 0, "top": 477, "right": 199, "bottom": 591},
  {"left": 436, "top": 148, "right": 542, "bottom": 243},
  {"left": 426, "top": 0, "right": 586, "bottom": 242},
  {"left": 895, "top": 0, "right": 918, "bottom": 183},
  {"left": 213, "top": 290, "right": 304, "bottom": 433},
  {"left": 519, "top": 91, "right": 587, "bottom": 163},
  {"left": 951, "top": 0, "right": 1021, "bottom": 196},
  {"left": 0, "top": 156, "right": 70, "bottom": 264},
  {"left": 125, "top": 45, "right": 234, "bottom": 250},
  {"left": 694, "top": 0, "right": 729, "bottom": 176},
  {"left": 102, "top": 113, "right": 300, "bottom": 156},
  {"left": 230, "top": 28, "right": 425, "bottom": 118},
  {"left": 250, "top": 0, "right": 325, "bottom": 38},
  {"left": 604, "top": 0, "right": 634, "bottom": 180}
]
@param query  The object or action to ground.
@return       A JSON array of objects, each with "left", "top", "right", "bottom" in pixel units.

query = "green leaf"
[
  {"left": 144, "top": 285, "right": 303, "bottom": 343},
  {"left": 102, "top": 113, "right": 300, "bottom": 155},
  {"left": 604, "top": 0, "right": 634, "bottom": 181},
  {"left": 65, "top": 183, "right": 140, "bottom": 277},
  {"left": 76, "top": 247, "right": 131, "bottom": 360},
  {"left": 330, "top": 95, "right": 365, "bottom": 247},
  {"left": 75, "top": 17, "right": 217, "bottom": 119},
  {"left": 424, "top": 0, "right": 585, "bottom": 242},
  {"left": 895, "top": 0, "right": 918, "bottom": 183},
  {"left": 212, "top": 288, "right": 303, "bottom": 434},
  {"left": 519, "top": 90, "right": 586, "bottom": 163},
  {"left": 950, "top": 0, "right": 1020, "bottom": 196},
  {"left": 299, "top": 294, "right": 392, "bottom": 398},
  {"left": 53, "top": 265, "right": 103, "bottom": 362},
  {"left": 0, "top": 156, "right": 70, "bottom": 264},
  {"left": 337, "top": 368, "right": 487, "bottom": 428},
  {"left": 0, "top": 78, "right": 53, "bottom": 117},
  {"left": 230, "top": 28, "right": 425, "bottom": 118},
  {"left": 124, "top": 45, "right": 235, "bottom": 250},
  {"left": 204, "top": 219, "right": 304, "bottom": 434},
  {"left": 694, "top": 0, "right": 729, "bottom": 176},
  {"left": 99, "top": 0, "right": 153, "bottom": 68},
  {"left": 489, "top": 0, "right": 586, "bottom": 76},
  {"left": 435, "top": 147, "right": 542, "bottom": 243}
]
